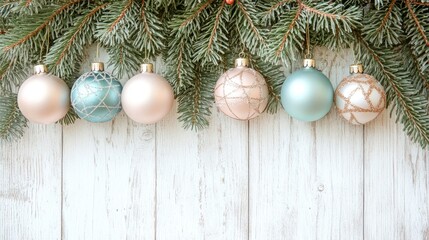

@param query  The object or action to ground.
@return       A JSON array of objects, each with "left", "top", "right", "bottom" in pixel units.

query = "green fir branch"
[
  {"left": 132, "top": 0, "right": 165, "bottom": 58},
  {"left": 177, "top": 63, "right": 216, "bottom": 130},
  {"left": 264, "top": 5, "right": 305, "bottom": 63},
  {"left": 0, "top": 1, "right": 82, "bottom": 60},
  {"left": 355, "top": 34, "right": 429, "bottom": 147},
  {"left": 233, "top": 0, "right": 265, "bottom": 55},
  {"left": 165, "top": 0, "right": 213, "bottom": 94},
  {"left": 259, "top": 0, "right": 291, "bottom": 26},
  {"left": 401, "top": 44, "right": 429, "bottom": 96},
  {"left": 363, "top": 0, "right": 402, "bottom": 47},
  {"left": 96, "top": 0, "right": 140, "bottom": 46},
  {"left": 194, "top": 1, "right": 229, "bottom": 66},
  {"left": 0, "top": 92, "right": 27, "bottom": 141},
  {"left": 403, "top": 1, "right": 429, "bottom": 72},
  {"left": 0, "top": 57, "right": 27, "bottom": 92},
  {"left": 45, "top": 3, "right": 108, "bottom": 78},
  {"left": 304, "top": 1, "right": 362, "bottom": 49},
  {"left": 107, "top": 41, "right": 144, "bottom": 79}
]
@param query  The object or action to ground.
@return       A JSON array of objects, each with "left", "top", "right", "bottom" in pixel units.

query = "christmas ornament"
[
  {"left": 121, "top": 63, "right": 174, "bottom": 124},
  {"left": 281, "top": 58, "right": 334, "bottom": 122},
  {"left": 214, "top": 58, "right": 269, "bottom": 120},
  {"left": 335, "top": 63, "right": 386, "bottom": 124},
  {"left": 225, "top": 0, "right": 234, "bottom": 5},
  {"left": 18, "top": 65, "right": 70, "bottom": 124},
  {"left": 71, "top": 62, "right": 122, "bottom": 123}
]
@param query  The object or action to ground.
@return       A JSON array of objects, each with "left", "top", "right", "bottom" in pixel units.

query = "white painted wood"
[
  {"left": 62, "top": 115, "right": 156, "bottom": 240},
  {"left": 156, "top": 104, "right": 248, "bottom": 240},
  {"left": 1, "top": 48, "right": 429, "bottom": 240},
  {"left": 249, "top": 48, "right": 364, "bottom": 240},
  {"left": 364, "top": 111, "right": 429, "bottom": 240},
  {"left": 61, "top": 50, "right": 156, "bottom": 240},
  {"left": 0, "top": 124, "right": 62, "bottom": 240}
]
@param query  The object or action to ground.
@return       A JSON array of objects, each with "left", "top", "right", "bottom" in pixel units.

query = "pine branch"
[
  {"left": 0, "top": 91, "right": 27, "bottom": 141},
  {"left": 375, "top": 0, "right": 387, "bottom": 9},
  {"left": 355, "top": 34, "right": 429, "bottom": 147},
  {"left": 363, "top": 0, "right": 402, "bottom": 47},
  {"left": 401, "top": 44, "right": 429, "bottom": 96},
  {"left": 169, "top": 0, "right": 214, "bottom": 35},
  {"left": 177, "top": 62, "right": 216, "bottom": 130},
  {"left": 166, "top": 0, "right": 213, "bottom": 94},
  {"left": 107, "top": 41, "right": 144, "bottom": 78},
  {"left": 194, "top": 1, "right": 229, "bottom": 66},
  {"left": 0, "top": 0, "right": 82, "bottom": 59},
  {"left": 96, "top": 0, "right": 140, "bottom": 46},
  {"left": 303, "top": 1, "right": 362, "bottom": 37},
  {"left": 0, "top": 57, "right": 27, "bottom": 92},
  {"left": 46, "top": 3, "right": 108, "bottom": 78},
  {"left": 259, "top": 0, "right": 291, "bottom": 26},
  {"left": 132, "top": 0, "right": 165, "bottom": 58},
  {"left": 233, "top": 0, "right": 265, "bottom": 55},
  {"left": 264, "top": 5, "right": 304, "bottom": 63},
  {"left": 404, "top": 1, "right": 429, "bottom": 72}
]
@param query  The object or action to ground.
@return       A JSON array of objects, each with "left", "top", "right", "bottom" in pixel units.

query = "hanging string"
[
  {"left": 305, "top": 14, "right": 312, "bottom": 59},
  {"left": 96, "top": 42, "right": 100, "bottom": 62},
  {"left": 143, "top": 47, "right": 149, "bottom": 63}
]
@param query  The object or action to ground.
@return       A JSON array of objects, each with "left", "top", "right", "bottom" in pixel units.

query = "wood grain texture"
[
  {"left": 1, "top": 48, "right": 429, "bottom": 240},
  {"left": 364, "top": 111, "right": 429, "bottom": 240},
  {"left": 62, "top": 114, "right": 156, "bottom": 240},
  {"left": 249, "top": 49, "right": 364, "bottom": 240},
  {"left": 156, "top": 105, "right": 248, "bottom": 240},
  {"left": 0, "top": 124, "right": 62, "bottom": 240},
  {"left": 61, "top": 50, "right": 156, "bottom": 240}
]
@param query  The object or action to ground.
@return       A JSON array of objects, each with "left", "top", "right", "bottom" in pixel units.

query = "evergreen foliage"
[{"left": 0, "top": 0, "right": 427, "bottom": 148}]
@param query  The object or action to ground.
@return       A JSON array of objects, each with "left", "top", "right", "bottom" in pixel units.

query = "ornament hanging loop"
[
  {"left": 95, "top": 43, "right": 100, "bottom": 62},
  {"left": 238, "top": 50, "right": 246, "bottom": 59},
  {"left": 304, "top": 13, "right": 313, "bottom": 59}
]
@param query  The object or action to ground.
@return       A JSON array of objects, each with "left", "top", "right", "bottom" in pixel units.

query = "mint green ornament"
[
  {"left": 281, "top": 59, "right": 334, "bottom": 122},
  {"left": 71, "top": 62, "right": 122, "bottom": 123}
]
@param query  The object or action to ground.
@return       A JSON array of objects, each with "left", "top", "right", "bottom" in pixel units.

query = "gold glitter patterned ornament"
[
  {"left": 335, "top": 63, "right": 386, "bottom": 125},
  {"left": 214, "top": 58, "right": 269, "bottom": 120}
]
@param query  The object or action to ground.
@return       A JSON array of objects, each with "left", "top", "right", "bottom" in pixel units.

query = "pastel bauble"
[
  {"left": 335, "top": 64, "right": 386, "bottom": 124},
  {"left": 71, "top": 62, "right": 122, "bottom": 123},
  {"left": 214, "top": 58, "right": 269, "bottom": 120},
  {"left": 18, "top": 65, "right": 70, "bottom": 124},
  {"left": 122, "top": 63, "right": 174, "bottom": 124},
  {"left": 281, "top": 59, "right": 334, "bottom": 122}
]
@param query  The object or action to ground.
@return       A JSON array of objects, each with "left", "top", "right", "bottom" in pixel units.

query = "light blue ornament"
[
  {"left": 71, "top": 62, "right": 122, "bottom": 123},
  {"left": 281, "top": 59, "right": 333, "bottom": 122}
]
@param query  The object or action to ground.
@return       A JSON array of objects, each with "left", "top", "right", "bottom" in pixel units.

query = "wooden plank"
[
  {"left": 155, "top": 105, "right": 248, "bottom": 240},
  {"left": 61, "top": 51, "right": 156, "bottom": 239},
  {"left": 62, "top": 114, "right": 156, "bottom": 240},
  {"left": 0, "top": 124, "right": 62, "bottom": 240},
  {"left": 249, "top": 49, "right": 364, "bottom": 240},
  {"left": 364, "top": 111, "right": 429, "bottom": 239}
]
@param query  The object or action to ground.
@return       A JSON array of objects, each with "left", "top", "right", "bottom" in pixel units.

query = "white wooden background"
[{"left": 1, "top": 48, "right": 428, "bottom": 240}]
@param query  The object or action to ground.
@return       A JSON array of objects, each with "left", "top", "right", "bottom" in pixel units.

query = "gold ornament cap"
[
  {"left": 91, "top": 62, "right": 104, "bottom": 71},
  {"left": 303, "top": 58, "right": 316, "bottom": 68},
  {"left": 350, "top": 63, "right": 364, "bottom": 74},
  {"left": 235, "top": 58, "right": 249, "bottom": 67},
  {"left": 34, "top": 64, "right": 48, "bottom": 74},
  {"left": 140, "top": 63, "right": 154, "bottom": 73}
]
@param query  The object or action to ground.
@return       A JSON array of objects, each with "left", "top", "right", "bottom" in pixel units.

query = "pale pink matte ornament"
[
  {"left": 214, "top": 58, "right": 269, "bottom": 120},
  {"left": 18, "top": 64, "right": 70, "bottom": 124},
  {"left": 121, "top": 63, "right": 174, "bottom": 124}
]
